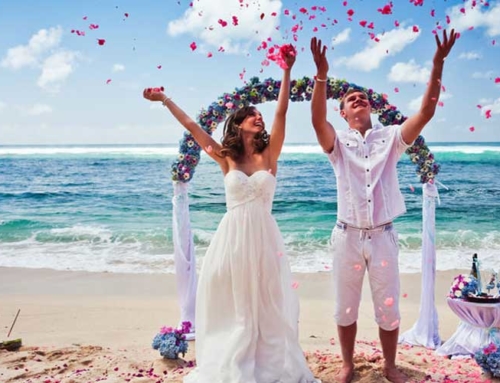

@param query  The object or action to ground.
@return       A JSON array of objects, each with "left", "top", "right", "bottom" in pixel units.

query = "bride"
[{"left": 143, "top": 46, "right": 318, "bottom": 383}]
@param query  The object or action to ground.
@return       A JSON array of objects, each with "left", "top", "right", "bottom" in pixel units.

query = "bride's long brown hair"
[{"left": 220, "top": 106, "right": 269, "bottom": 160}]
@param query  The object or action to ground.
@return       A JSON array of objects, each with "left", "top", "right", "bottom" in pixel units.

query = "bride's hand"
[
  {"left": 143, "top": 87, "right": 167, "bottom": 102},
  {"left": 281, "top": 44, "right": 296, "bottom": 70}
]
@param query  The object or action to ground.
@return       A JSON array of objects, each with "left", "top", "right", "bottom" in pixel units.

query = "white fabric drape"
[
  {"left": 436, "top": 298, "right": 500, "bottom": 356},
  {"left": 172, "top": 182, "right": 197, "bottom": 332},
  {"left": 399, "top": 182, "right": 441, "bottom": 349}
]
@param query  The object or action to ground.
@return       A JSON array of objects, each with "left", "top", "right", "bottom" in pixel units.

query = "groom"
[{"left": 309, "top": 30, "right": 456, "bottom": 383}]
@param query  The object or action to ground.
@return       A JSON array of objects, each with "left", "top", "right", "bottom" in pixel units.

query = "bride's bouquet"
[{"left": 152, "top": 321, "right": 192, "bottom": 359}]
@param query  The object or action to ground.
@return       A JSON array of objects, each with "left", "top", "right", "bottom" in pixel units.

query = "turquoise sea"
[{"left": 1, "top": 143, "right": 499, "bottom": 274}]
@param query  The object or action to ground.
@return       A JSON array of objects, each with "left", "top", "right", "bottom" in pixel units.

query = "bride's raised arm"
[
  {"left": 143, "top": 88, "right": 227, "bottom": 170},
  {"left": 268, "top": 45, "right": 296, "bottom": 164}
]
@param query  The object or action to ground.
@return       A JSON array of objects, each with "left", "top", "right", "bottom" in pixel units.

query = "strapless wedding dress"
[{"left": 184, "top": 170, "right": 319, "bottom": 383}]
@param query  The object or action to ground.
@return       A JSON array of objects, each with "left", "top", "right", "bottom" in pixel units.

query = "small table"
[{"left": 436, "top": 298, "right": 500, "bottom": 356}]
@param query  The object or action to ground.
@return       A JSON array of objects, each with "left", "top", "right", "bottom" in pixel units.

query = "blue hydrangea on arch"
[{"left": 170, "top": 76, "right": 439, "bottom": 184}]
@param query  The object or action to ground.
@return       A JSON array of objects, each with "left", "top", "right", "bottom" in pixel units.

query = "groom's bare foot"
[
  {"left": 336, "top": 364, "right": 354, "bottom": 383},
  {"left": 383, "top": 366, "right": 408, "bottom": 383}
]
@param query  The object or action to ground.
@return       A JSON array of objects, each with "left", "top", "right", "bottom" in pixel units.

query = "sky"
[{"left": 0, "top": 0, "right": 499, "bottom": 145}]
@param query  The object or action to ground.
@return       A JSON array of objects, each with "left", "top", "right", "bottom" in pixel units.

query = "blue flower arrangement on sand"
[
  {"left": 448, "top": 274, "right": 479, "bottom": 299},
  {"left": 152, "top": 321, "right": 192, "bottom": 359},
  {"left": 474, "top": 334, "right": 500, "bottom": 378},
  {"left": 170, "top": 76, "right": 438, "bottom": 184}
]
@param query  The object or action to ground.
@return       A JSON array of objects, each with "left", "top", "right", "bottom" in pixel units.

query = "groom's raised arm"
[{"left": 310, "top": 37, "right": 336, "bottom": 154}]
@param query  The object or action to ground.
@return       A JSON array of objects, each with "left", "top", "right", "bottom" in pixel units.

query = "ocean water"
[{"left": 1, "top": 143, "right": 499, "bottom": 275}]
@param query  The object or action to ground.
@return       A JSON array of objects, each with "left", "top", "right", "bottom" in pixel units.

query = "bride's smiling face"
[{"left": 239, "top": 108, "right": 265, "bottom": 134}]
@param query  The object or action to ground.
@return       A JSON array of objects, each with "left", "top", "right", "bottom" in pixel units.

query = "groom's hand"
[{"left": 310, "top": 37, "right": 329, "bottom": 78}]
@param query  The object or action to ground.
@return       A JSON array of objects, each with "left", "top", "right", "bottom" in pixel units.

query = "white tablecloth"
[{"left": 436, "top": 298, "right": 500, "bottom": 356}]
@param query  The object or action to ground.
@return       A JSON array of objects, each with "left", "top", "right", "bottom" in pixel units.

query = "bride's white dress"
[{"left": 184, "top": 170, "right": 318, "bottom": 383}]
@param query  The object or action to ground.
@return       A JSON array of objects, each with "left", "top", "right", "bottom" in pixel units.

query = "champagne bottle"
[
  {"left": 470, "top": 253, "right": 483, "bottom": 295},
  {"left": 471, "top": 253, "right": 479, "bottom": 279}
]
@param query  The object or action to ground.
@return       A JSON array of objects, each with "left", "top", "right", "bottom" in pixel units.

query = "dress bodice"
[{"left": 224, "top": 170, "right": 276, "bottom": 212}]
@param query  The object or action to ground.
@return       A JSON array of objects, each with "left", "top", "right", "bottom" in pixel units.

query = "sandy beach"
[{"left": 0, "top": 267, "right": 497, "bottom": 382}]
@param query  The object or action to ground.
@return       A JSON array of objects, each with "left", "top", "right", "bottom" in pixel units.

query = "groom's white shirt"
[{"left": 327, "top": 123, "right": 412, "bottom": 229}]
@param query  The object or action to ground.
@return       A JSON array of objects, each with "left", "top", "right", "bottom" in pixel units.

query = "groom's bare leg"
[
  {"left": 337, "top": 322, "right": 356, "bottom": 383},
  {"left": 379, "top": 327, "right": 408, "bottom": 383}
]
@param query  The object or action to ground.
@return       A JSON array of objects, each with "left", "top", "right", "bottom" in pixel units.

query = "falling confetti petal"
[
  {"left": 97, "top": 39, "right": 106, "bottom": 45},
  {"left": 346, "top": 307, "right": 352, "bottom": 314},
  {"left": 390, "top": 319, "right": 400, "bottom": 327},
  {"left": 291, "top": 281, "right": 299, "bottom": 289},
  {"left": 106, "top": 79, "right": 111, "bottom": 84},
  {"left": 403, "top": 293, "right": 408, "bottom": 298},
  {"left": 469, "top": 126, "right": 475, "bottom": 132},
  {"left": 190, "top": 41, "right": 197, "bottom": 51},
  {"left": 354, "top": 264, "right": 362, "bottom": 271},
  {"left": 384, "top": 297, "right": 394, "bottom": 306}
]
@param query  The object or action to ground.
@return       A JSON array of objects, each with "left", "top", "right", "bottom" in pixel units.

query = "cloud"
[
  {"left": 335, "top": 26, "right": 420, "bottom": 72},
  {"left": 388, "top": 60, "right": 430, "bottom": 83},
  {"left": 167, "top": 0, "right": 282, "bottom": 53},
  {"left": 331, "top": 28, "right": 351, "bottom": 47},
  {"left": 458, "top": 51, "right": 482, "bottom": 60},
  {"left": 471, "top": 70, "right": 495, "bottom": 79},
  {"left": 447, "top": 0, "right": 500, "bottom": 37},
  {"left": 37, "top": 51, "right": 78, "bottom": 91},
  {"left": 408, "top": 93, "right": 452, "bottom": 112},
  {"left": 112, "top": 63, "right": 125, "bottom": 72},
  {"left": 1, "top": 27, "right": 63, "bottom": 69},
  {"left": 27, "top": 103, "right": 53, "bottom": 115},
  {"left": 481, "top": 98, "right": 500, "bottom": 115}
]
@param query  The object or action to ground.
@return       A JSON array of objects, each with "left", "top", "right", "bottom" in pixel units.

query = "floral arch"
[
  {"left": 170, "top": 76, "right": 439, "bottom": 184},
  {"left": 170, "top": 76, "right": 441, "bottom": 349}
]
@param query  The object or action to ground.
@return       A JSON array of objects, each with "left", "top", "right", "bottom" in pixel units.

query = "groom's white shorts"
[{"left": 331, "top": 221, "right": 401, "bottom": 331}]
